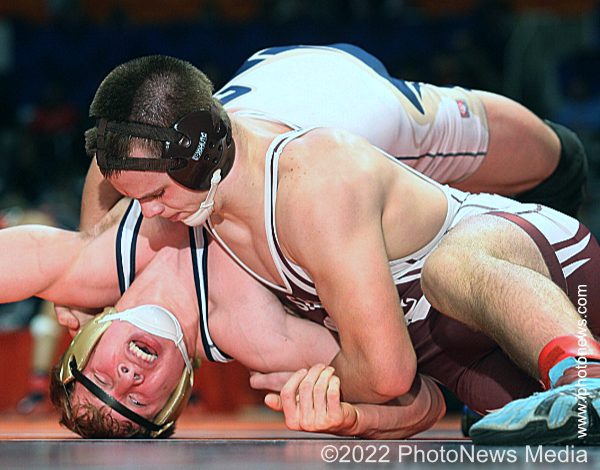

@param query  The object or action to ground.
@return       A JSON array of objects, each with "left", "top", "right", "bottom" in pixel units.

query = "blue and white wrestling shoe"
[{"left": 469, "top": 378, "right": 600, "bottom": 445}]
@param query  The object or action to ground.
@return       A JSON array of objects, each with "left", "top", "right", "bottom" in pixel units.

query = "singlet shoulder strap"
[
  {"left": 230, "top": 109, "right": 301, "bottom": 131},
  {"left": 263, "top": 127, "right": 321, "bottom": 294},
  {"left": 116, "top": 199, "right": 143, "bottom": 295},
  {"left": 189, "top": 226, "right": 233, "bottom": 363}
]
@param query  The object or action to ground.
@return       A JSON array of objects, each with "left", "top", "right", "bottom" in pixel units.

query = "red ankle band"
[{"left": 538, "top": 335, "right": 600, "bottom": 389}]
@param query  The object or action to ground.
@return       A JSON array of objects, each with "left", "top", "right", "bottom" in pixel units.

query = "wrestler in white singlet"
[
  {"left": 204, "top": 127, "right": 590, "bottom": 334},
  {"left": 215, "top": 43, "right": 489, "bottom": 184}
]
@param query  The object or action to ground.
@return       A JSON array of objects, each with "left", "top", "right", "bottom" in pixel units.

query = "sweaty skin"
[{"left": 0, "top": 200, "right": 445, "bottom": 438}]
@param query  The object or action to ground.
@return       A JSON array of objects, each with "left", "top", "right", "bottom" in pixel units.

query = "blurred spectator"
[
  {"left": 553, "top": 53, "right": 600, "bottom": 141},
  {"left": 16, "top": 81, "right": 81, "bottom": 203}
]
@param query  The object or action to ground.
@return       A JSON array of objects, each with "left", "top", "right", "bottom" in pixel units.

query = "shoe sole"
[{"left": 470, "top": 399, "right": 600, "bottom": 446}]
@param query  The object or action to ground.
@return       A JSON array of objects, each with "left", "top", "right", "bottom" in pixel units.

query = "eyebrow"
[{"left": 137, "top": 188, "right": 164, "bottom": 201}]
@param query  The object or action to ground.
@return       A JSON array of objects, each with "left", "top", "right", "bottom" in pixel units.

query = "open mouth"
[{"left": 129, "top": 340, "right": 158, "bottom": 363}]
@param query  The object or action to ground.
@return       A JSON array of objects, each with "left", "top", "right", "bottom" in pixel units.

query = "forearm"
[
  {"left": 351, "top": 375, "right": 446, "bottom": 440},
  {"left": 0, "top": 226, "right": 80, "bottom": 302},
  {"left": 80, "top": 160, "right": 123, "bottom": 230}
]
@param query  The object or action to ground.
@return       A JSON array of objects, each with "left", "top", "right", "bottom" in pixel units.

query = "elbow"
[{"left": 370, "top": 358, "right": 417, "bottom": 401}]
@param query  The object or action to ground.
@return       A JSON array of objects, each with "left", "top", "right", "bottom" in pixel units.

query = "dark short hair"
[
  {"left": 49, "top": 359, "right": 175, "bottom": 439},
  {"left": 85, "top": 55, "right": 226, "bottom": 177}
]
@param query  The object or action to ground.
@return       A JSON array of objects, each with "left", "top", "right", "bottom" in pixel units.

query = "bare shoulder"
[
  {"left": 278, "top": 128, "right": 381, "bottom": 202},
  {"left": 280, "top": 128, "right": 383, "bottom": 204},
  {"left": 80, "top": 197, "right": 132, "bottom": 240},
  {"left": 274, "top": 128, "right": 388, "bottom": 264},
  {"left": 284, "top": 127, "right": 375, "bottom": 166}
]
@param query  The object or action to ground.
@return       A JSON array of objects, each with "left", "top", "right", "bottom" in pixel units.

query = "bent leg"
[
  {"left": 516, "top": 121, "right": 589, "bottom": 217},
  {"left": 424, "top": 209, "right": 600, "bottom": 445},
  {"left": 454, "top": 91, "right": 560, "bottom": 195},
  {"left": 421, "top": 212, "right": 594, "bottom": 379}
]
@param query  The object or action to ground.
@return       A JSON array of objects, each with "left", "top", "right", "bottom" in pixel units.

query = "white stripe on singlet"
[
  {"left": 116, "top": 200, "right": 143, "bottom": 294},
  {"left": 265, "top": 127, "right": 322, "bottom": 296},
  {"left": 190, "top": 226, "right": 232, "bottom": 363}
]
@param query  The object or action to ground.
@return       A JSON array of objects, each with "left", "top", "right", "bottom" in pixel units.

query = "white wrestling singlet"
[
  {"left": 215, "top": 43, "right": 489, "bottom": 184},
  {"left": 205, "top": 127, "right": 588, "bottom": 333}
]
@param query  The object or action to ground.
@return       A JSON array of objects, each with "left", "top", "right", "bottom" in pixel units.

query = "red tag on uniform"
[{"left": 456, "top": 100, "right": 470, "bottom": 118}]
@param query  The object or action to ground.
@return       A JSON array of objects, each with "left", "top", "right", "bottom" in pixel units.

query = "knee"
[
  {"left": 421, "top": 245, "right": 468, "bottom": 310},
  {"left": 517, "top": 121, "right": 589, "bottom": 217}
]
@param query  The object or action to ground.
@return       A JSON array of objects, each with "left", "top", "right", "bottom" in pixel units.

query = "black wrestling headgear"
[{"left": 95, "top": 105, "right": 235, "bottom": 192}]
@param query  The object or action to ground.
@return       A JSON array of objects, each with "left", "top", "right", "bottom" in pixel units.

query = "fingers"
[
  {"left": 54, "top": 305, "right": 80, "bottom": 331},
  {"left": 298, "top": 364, "right": 331, "bottom": 417},
  {"left": 280, "top": 368, "right": 309, "bottom": 429},
  {"left": 312, "top": 365, "right": 334, "bottom": 412},
  {"left": 309, "top": 365, "right": 336, "bottom": 427},
  {"left": 264, "top": 393, "right": 283, "bottom": 412},
  {"left": 327, "top": 375, "right": 342, "bottom": 411},
  {"left": 277, "top": 364, "right": 349, "bottom": 433},
  {"left": 249, "top": 371, "right": 295, "bottom": 392}
]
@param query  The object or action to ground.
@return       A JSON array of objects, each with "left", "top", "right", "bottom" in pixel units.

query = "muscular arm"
[
  {"left": 207, "top": 240, "right": 341, "bottom": 371},
  {"left": 0, "top": 198, "right": 179, "bottom": 308},
  {"left": 80, "top": 158, "right": 124, "bottom": 230},
  {"left": 0, "top": 207, "right": 122, "bottom": 307},
  {"left": 208, "top": 242, "right": 444, "bottom": 438},
  {"left": 275, "top": 130, "right": 417, "bottom": 404}
]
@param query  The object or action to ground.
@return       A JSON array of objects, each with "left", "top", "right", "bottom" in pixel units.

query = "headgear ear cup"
[
  {"left": 95, "top": 105, "right": 235, "bottom": 192},
  {"left": 59, "top": 308, "right": 115, "bottom": 385},
  {"left": 165, "top": 106, "right": 236, "bottom": 191},
  {"left": 151, "top": 366, "right": 194, "bottom": 437}
]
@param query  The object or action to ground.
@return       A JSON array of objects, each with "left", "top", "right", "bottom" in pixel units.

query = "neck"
[
  {"left": 115, "top": 247, "right": 200, "bottom": 361},
  {"left": 210, "top": 116, "right": 287, "bottom": 227}
]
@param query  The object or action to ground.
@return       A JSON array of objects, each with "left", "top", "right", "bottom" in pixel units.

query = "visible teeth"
[{"left": 129, "top": 341, "right": 157, "bottom": 362}]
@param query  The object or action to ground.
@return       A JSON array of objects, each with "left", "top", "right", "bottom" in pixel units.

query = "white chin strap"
[{"left": 182, "top": 170, "right": 221, "bottom": 227}]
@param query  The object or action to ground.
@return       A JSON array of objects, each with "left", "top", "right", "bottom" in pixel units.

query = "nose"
[
  {"left": 117, "top": 363, "right": 144, "bottom": 387},
  {"left": 139, "top": 200, "right": 164, "bottom": 219}
]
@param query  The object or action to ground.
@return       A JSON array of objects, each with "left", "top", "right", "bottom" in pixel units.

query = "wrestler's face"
[
  {"left": 72, "top": 320, "right": 185, "bottom": 422},
  {"left": 108, "top": 151, "right": 205, "bottom": 223}
]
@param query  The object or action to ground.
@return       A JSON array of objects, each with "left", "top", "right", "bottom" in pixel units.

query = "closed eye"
[
  {"left": 94, "top": 374, "right": 107, "bottom": 386},
  {"left": 130, "top": 396, "right": 147, "bottom": 407},
  {"left": 138, "top": 189, "right": 165, "bottom": 203}
]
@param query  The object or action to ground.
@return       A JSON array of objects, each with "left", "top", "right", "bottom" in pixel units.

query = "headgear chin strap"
[
  {"left": 182, "top": 169, "right": 221, "bottom": 226},
  {"left": 59, "top": 307, "right": 196, "bottom": 437},
  {"left": 95, "top": 105, "right": 235, "bottom": 192}
]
